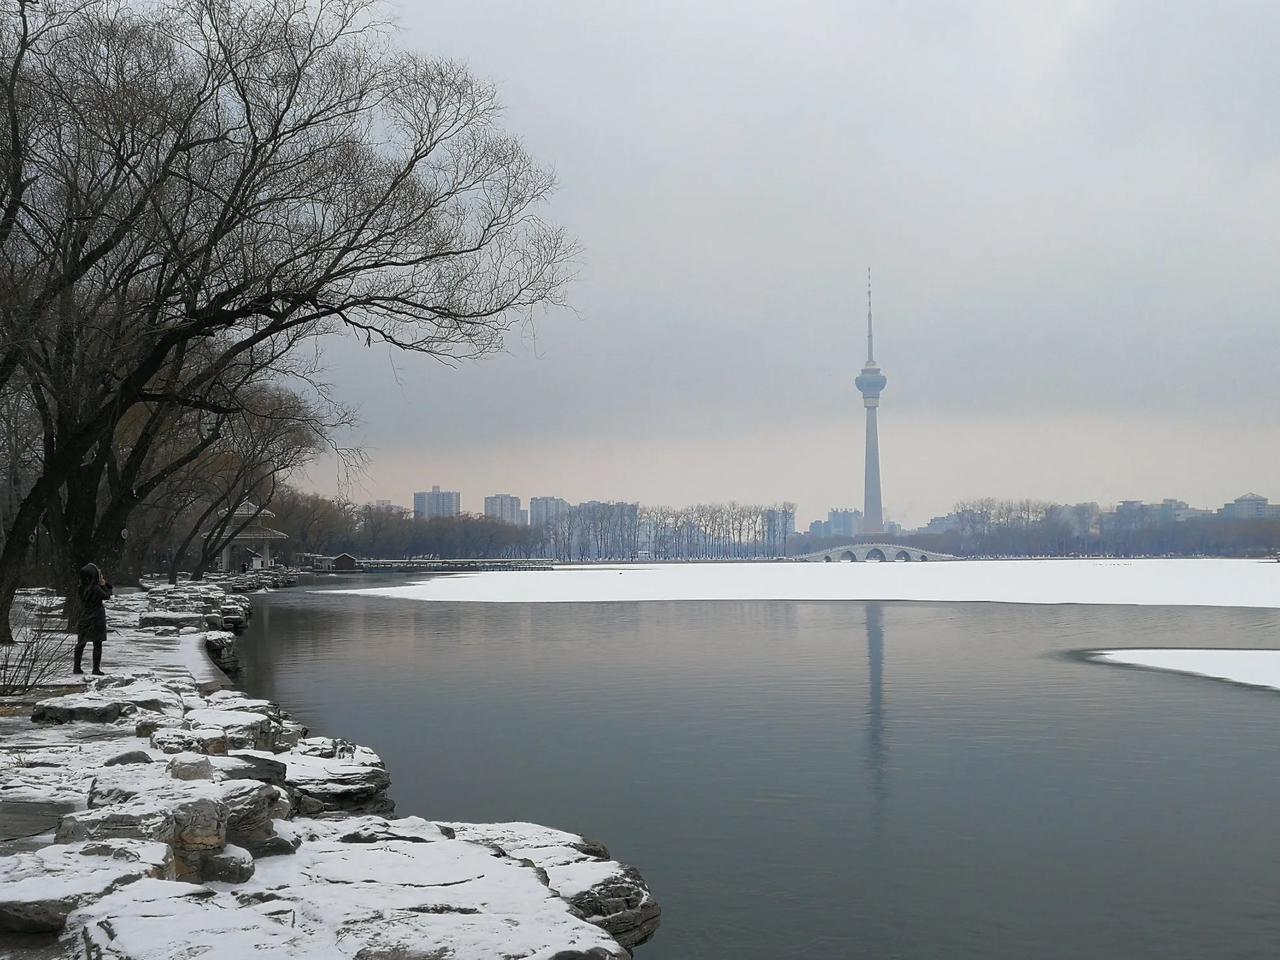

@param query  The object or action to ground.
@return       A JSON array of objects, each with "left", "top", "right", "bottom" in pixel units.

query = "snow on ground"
[
  {"left": 1090, "top": 649, "right": 1280, "bottom": 692},
  {"left": 330, "top": 558, "right": 1280, "bottom": 609}
]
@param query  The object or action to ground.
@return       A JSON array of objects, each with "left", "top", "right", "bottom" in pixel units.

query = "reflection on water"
[
  {"left": 237, "top": 580, "right": 1280, "bottom": 960},
  {"left": 866, "top": 602, "right": 887, "bottom": 825}
]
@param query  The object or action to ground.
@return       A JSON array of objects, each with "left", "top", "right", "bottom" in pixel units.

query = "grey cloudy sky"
[{"left": 303, "top": 0, "right": 1280, "bottom": 527}]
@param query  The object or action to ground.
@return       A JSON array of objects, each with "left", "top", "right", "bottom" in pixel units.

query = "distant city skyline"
[
  {"left": 296, "top": 2, "right": 1280, "bottom": 528},
  {"left": 375, "top": 488, "right": 1279, "bottom": 537}
]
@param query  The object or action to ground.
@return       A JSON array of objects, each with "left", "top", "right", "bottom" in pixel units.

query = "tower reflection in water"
[{"left": 865, "top": 602, "right": 887, "bottom": 822}]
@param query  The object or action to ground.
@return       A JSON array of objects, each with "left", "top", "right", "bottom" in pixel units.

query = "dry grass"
[{"left": 1, "top": 601, "right": 74, "bottom": 696}]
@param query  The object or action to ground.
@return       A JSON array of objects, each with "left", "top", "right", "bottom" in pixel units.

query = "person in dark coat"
[{"left": 74, "top": 563, "right": 112, "bottom": 676}]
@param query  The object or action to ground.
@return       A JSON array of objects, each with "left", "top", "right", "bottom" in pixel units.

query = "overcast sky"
[{"left": 302, "top": 1, "right": 1280, "bottom": 527}]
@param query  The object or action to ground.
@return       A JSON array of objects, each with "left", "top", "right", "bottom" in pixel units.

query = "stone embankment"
[{"left": 0, "top": 584, "right": 660, "bottom": 958}]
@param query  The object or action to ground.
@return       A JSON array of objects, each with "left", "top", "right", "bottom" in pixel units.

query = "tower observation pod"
[{"left": 854, "top": 271, "right": 887, "bottom": 535}]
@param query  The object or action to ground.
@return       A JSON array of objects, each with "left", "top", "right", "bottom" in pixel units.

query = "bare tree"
[{"left": 0, "top": 0, "right": 575, "bottom": 637}]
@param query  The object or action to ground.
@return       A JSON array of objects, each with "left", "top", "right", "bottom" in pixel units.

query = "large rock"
[
  {"left": 208, "top": 751, "right": 287, "bottom": 788},
  {"left": 104, "top": 749, "right": 154, "bottom": 767},
  {"left": 32, "top": 678, "right": 185, "bottom": 725},
  {"left": 138, "top": 611, "right": 217, "bottom": 630},
  {"left": 220, "top": 780, "right": 285, "bottom": 857},
  {"left": 203, "top": 632, "right": 240, "bottom": 674},
  {"left": 444, "top": 821, "right": 662, "bottom": 950},
  {"left": 93, "top": 680, "right": 186, "bottom": 717},
  {"left": 168, "top": 752, "right": 214, "bottom": 781},
  {"left": 151, "top": 726, "right": 227, "bottom": 756},
  {"left": 58, "top": 782, "right": 228, "bottom": 880},
  {"left": 200, "top": 843, "right": 254, "bottom": 883},
  {"left": 67, "top": 826, "right": 631, "bottom": 959},
  {"left": 246, "top": 739, "right": 393, "bottom": 815},
  {"left": 87, "top": 764, "right": 174, "bottom": 808},
  {"left": 32, "top": 694, "right": 126, "bottom": 724},
  {"left": 183, "top": 708, "right": 281, "bottom": 751},
  {"left": 0, "top": 839, "right": 173, "bottom": 932}
]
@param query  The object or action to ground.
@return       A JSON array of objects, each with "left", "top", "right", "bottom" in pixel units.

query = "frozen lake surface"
[
  {"left": 1092, "top": 648, "right": 1280, "bottom": 691},
  {"left": 247, "top": 571, "right": 1280, "bottom": 959},
  {"left": 330, "top": 558, "right": 1280, "bottom": 608}
]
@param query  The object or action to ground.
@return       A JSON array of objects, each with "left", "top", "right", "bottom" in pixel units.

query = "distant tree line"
[
  {"left": 213, "top": 492, "right": 800, "bottom": 563},
  {"left": 896, "top": 498, "right": 1280, "bottom": 558}
]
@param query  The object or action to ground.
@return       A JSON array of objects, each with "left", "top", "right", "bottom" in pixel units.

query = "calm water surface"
[{"left": 237, "top": 577, "right": 1280, "bottom": 959}]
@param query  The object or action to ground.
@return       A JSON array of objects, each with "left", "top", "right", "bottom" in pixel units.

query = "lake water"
[{"left": 236, "top": 577, "right": 1280, "bottom": 959}]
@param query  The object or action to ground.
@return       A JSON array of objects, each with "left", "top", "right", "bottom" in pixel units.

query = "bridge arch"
[{"left": 793, "top": 543, "right": 955, "bottom": 563}]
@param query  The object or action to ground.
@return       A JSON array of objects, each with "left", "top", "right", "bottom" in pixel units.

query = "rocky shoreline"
[{"left": 0, "top": 583, "right": 660, "bottom": 958}]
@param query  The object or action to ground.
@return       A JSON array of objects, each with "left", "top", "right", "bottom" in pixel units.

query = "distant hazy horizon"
[{"left": 298, "top": 2, "right": 1280, "bottom": 527}]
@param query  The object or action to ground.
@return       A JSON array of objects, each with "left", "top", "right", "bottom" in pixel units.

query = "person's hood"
[{"left": 79, "top": 563, "right": 101, "bottom": 587}]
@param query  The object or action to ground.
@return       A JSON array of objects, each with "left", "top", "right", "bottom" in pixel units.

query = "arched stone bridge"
[{"left": 794, "top": 543, "right": 955, "bottom": 563}]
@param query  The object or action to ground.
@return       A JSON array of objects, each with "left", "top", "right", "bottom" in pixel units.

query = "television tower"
[{"left": 854, "top": 270, "right": 887, "bottom": 535}]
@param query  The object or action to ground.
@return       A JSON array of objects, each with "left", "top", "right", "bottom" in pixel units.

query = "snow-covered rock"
[
  {"left": 445, "top": 821, "right": 661, "bottom": 949},
  {"left": 200, "top": 843, "right": 254, "bottom": 883},
  {"left": 138, "top": 611, "right": 218, "bottom": 630},
  {"left": 69, "top": 819, "right": 632, "bottom": 959},
  {"left": 151, "top": 725, "right": 228, "bottom": 755},
  {"left": 250, "top": 739, "right": 394, "bottom": 816},
  {"left": 167, "top": 752, "right": 214, "bottom": 781},
  {"left": 58, "top": 781, "right": 228, "bottom": 879},
  {"left": 183, "top": 707, "right": 282, "bottom": 751},
  {"left": 32, "top": 693, "right": 130, "bottom": 724},
  {"left": 104, "top": 749, "right": 154, "bottom": 767},
  {"left": 0, "top": 838, "right": 173, "bottom": 932}
]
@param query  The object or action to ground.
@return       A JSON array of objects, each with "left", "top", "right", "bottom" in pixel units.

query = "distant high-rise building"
[
  {"left": 827, "top": 508, "right": 863, "bottom": 539},
  {"left": 413, "top": 486, "right": 461, "bottom": 519},
  {"left": 529, "top": 496, "right": 569, "bottom": 527},
  {"left": 1220, "top": 493, "right": 1280, "bottom": 520},
  {"left": 484, "top": 493, "right": 524, "bottom": 525},
  {"left": 854, "top": 271, "right": 887, "bottom": 536}
]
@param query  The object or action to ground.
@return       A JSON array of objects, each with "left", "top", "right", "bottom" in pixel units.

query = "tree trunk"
[{"left": 0, "top": 481, "right": 48, "bottom": 643}]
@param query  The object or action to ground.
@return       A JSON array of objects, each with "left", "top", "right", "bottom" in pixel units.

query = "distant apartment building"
[
  {"left": 922, "top": 513, "right": 962, "bottom": 535},
  {"left": 413, "top": 486, "right": 461, "bottom": 519},
  {"left": 484, "top": 493, "right": 525, "bottom": 525},
  {"left": 529, "top": 496, "right": 569, "bottom": 527},
  {"left": 828, "top": 508, "right": 863, "bottom": 539},
  {"left": 764, "top": 506, "right": 795, "bottom": 538},
  {"left": 1108, "top": 498, "right": 1216, "bottom": 528},
  {"left": 1220, "top": 493, "right": 1280, "bottom": 521}
]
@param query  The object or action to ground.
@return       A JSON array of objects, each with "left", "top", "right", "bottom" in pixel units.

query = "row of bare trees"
[
  {"left": 0, "top": 0, "right": 573, "bottom": 638},
  {"left": 904, "top": 498, "right": 1280, "bottom": 558},
  {"left": 259, "top": 496, "right": 798, "bottom": 563}
]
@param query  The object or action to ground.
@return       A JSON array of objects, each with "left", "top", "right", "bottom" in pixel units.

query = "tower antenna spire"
[{"left": 866, "top": 266, "right": 874, "bottom": 363}]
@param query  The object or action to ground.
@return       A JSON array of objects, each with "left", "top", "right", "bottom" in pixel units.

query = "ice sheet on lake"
[
  {"left": 1091, "top": 648, "right": 1280, "bottom": 692},
  {"left": 330, "top": 559, "right": 1280, "bottom": 608}
]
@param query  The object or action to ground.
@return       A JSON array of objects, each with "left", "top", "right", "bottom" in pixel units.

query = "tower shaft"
[{"left": 863, "top": 406, "right": 883, "bottom": 534}]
